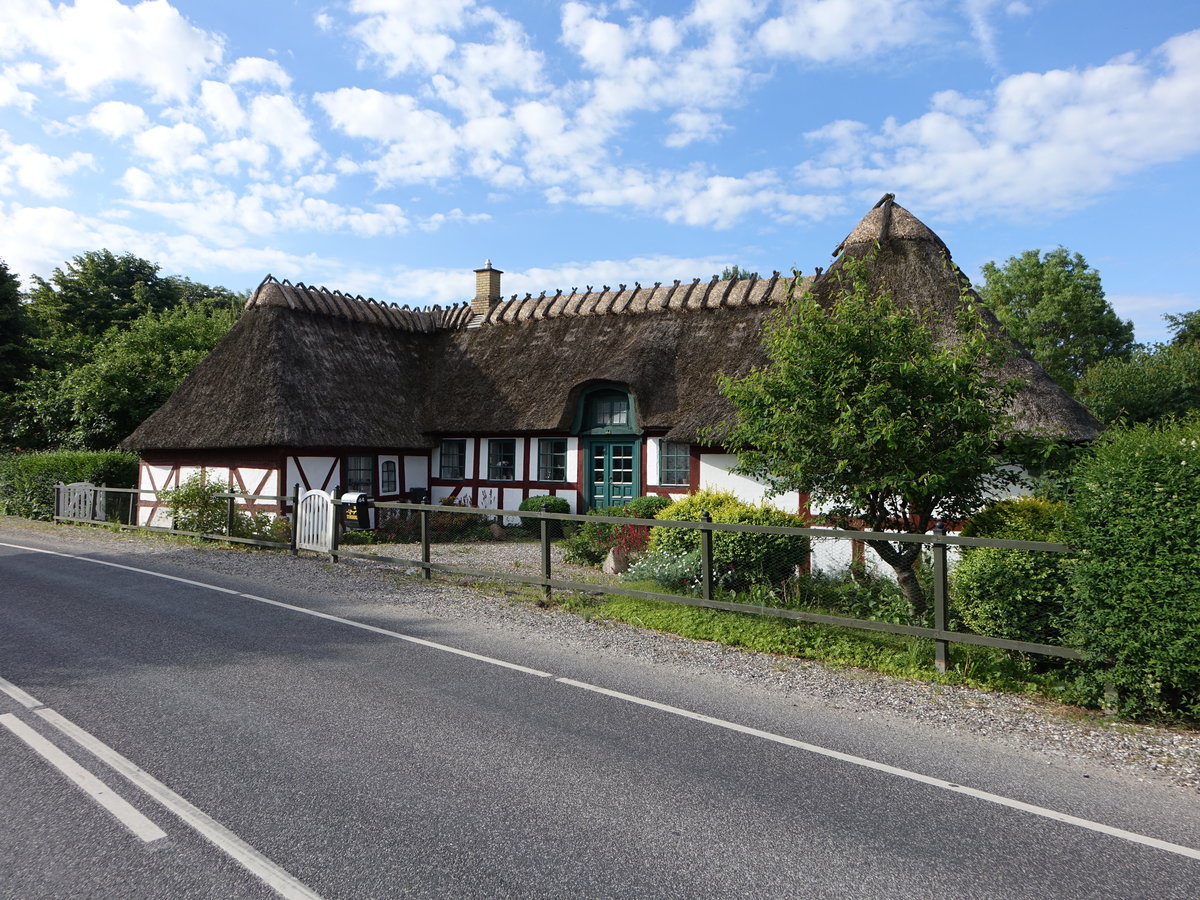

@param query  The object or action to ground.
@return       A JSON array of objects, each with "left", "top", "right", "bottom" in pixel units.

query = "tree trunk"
[
  {"left": 892, "top": 564, "right": 926, "bottom": 620},
  {"left": 865, "top": 538, "right": 927, "bottom": 619}
]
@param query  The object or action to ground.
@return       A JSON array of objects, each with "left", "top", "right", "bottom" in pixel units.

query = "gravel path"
[{"left": 5, "top": 518, "right": 1198, "bottom": 793}]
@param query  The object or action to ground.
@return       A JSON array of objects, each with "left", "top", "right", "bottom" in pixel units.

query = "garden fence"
[{"left": 51, "top": 482, "right": 1083, "bottom": 672}]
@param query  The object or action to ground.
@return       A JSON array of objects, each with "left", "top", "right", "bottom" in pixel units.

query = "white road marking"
[
  {"left": 36, "top": 707, "right": 323, "bottom": 900},
  {"left": 0, "top": 712, "right": 166, "bottom": 843},
  {"left": 556, "top": 678, "right": 1200, "bottom": 861},
  {"left": 4, "top": 537, "right": 1199, "bottom": 864},
  {"left": 0, "top": 674, "right": 43, "bottom": 709},
  {"left": 0, "top": 542, "right": 553, "bottom": 679}
]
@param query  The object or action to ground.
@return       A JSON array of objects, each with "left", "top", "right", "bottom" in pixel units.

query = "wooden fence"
[{"left": 52, "top": 483, "right": 1084, "bottom": 672}]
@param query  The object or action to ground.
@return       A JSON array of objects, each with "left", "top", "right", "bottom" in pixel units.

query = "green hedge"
[
  {"left": 649, "top": 489, "right": 809, "bottom": 590},
  {"left": 0, "top": 450, "right": 137, "bottom": 521},
  {"left": 1063, "top": 416, "right": 1200, "bottom": 723},
  {"left": 952, "top": 498, "right": 1070, "bottom": 646}
]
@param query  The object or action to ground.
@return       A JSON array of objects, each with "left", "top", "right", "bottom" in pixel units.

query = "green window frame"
[
  {"left": 538, "top": 438, "right": 567, "bottom": 482},
  {"left": 586, "top": 391, "right": 629, "bottom": 429},
  {"left": 487, "top": 439, "right": 516, "bottom": 481},
  {"left": 659, "top": 441, "right": 690, "bottom": 487},
  {"left": 439, "top": 439, "right": 466, "bottom": 480}
]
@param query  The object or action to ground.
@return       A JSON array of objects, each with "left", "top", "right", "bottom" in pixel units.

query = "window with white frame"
[
  {"left": 439, "top": 439, "right": 466, "bottom": 480},
  {"left": 487, "top": 439, "right": 516, "bottom": 481},
  {"left": 659, "top": 441, "right": 690, "bottom": 487},
  {"left": 538, "top": 438, "right": 567, "bottom": 482},
  {"left": 380, "top": 460, "right": 398, "bottom": 494}
]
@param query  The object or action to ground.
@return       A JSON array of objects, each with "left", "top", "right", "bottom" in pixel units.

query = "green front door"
[{"left": 588, "top": 441, "right": 637, "bottom": 509}]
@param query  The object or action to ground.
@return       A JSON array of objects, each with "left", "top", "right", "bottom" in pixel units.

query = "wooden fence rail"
[{"left": 52, "top": 483, "right": 1085, "bottom": 670}]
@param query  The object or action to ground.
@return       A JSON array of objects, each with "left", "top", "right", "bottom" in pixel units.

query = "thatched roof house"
[{"left": 122, "top": 196, "right": 1099, "bottom": 523}]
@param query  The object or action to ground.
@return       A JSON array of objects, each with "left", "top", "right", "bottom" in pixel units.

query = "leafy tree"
[
  {"left": 36, "top": 300, "right": 239, "bottom": 450},
  {"left": 0, "top": 259, "right": 26, "bottom": 392},
  {"left": 24, "top": 250, "right": 179, "bottom": 349},
  {"left": 1063, "top": 415, "right": 1200, "bottom": 723},
  {"left": 715, "top": 259, "right": 1022, "bottom": 617},
  {"left": 1165, "top": 308, "right": 1200, "bottom": 345},
  {"left": 720, "top": 265, "right": 759, "bottom": 280},
  {"left": 1077, "top": 340, "right": 1200, "bottom": 426},
  {"left": 978, "top": 248, "right": 1133, "bottom": 392},
  {"left": 2, "top": 250, "right": 244, "bottom": 450}
]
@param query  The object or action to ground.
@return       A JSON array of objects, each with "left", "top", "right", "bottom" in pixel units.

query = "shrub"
[
  {"left": 624, "top": 494, "right": 672, "bottom": 518},
  {"left": 561, "top": 496, "right": 661, "bottom": 565},
  {"left": 952, "top": 498, "right": 1070, "bottom": 646},
  {"left": 0, "top": 450, "right": 137, "bottom": 520},
  {"left": 517, "top": 495, "right": 571, "bottom": 536},
  {"left": 1062, "top": 416, "right": 1200, "bottom": 723},
  {"left": 160, "top": 473, "right": 229, "bottom": 534},
  {"left": 649, "top": 489, "right": 809, "bottom": 590},
  {"left": 623, "top": 548, "right": 705, "bottom": 593},
  {"left": 795, "top": 569, "right": 912, "bottom": 623},
  {"left": 374, "top": 510, "right": 420, "bottom": 543},
  {"left": 234, "top": 511, "right": 292, "bottom": 544}
]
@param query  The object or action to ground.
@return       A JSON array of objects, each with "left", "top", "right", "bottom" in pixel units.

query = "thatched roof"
[
  {"left": 122, "top": 198, "right": 1100, "bottom": 452},
  {"left": 809, "top": 194, "right": 1100, "bottom": 440}
]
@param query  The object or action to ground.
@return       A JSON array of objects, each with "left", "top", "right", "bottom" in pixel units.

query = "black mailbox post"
[{"left": 340, "top": 492, "right": 373, "bottom": 530}]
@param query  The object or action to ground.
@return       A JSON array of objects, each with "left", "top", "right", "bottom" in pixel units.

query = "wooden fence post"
[
  {"left": 701, "top": 511, "right": 714, "bottom": 602},
  {"left": 420, "top": 507, "right": 431, "bottom": 579},
  {"left": 290, "top": 483, "right": 299, "bottom": 556},
  {"left": 540, "top": 502, "right": 552, "bottom": 603},
  {"left": 932, "top": 521, "right": 949, "bottom": 674}
]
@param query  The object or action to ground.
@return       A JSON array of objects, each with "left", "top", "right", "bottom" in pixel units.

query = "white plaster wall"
[
  {"left": 501, "top": 488, "right": 523, "bottom": 524},
  {"left": 646, "top": 438, "right": 661, "bottom": 487},
  {"left": 698, "top": 454, "right": 801, "bottom": 513},
  {"left": 404, "top": 455, "right": 428, "bottom": 492},
  {"left": 286, "top": 457, "right": 339, "bottom": 494},
  {"left": 565, "top": 438, "right": 579, "bottom": 483}
]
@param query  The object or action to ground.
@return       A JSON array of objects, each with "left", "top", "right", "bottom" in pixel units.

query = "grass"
[{"left": 550, "top": 583, "right": 1082, "bottom": 698}]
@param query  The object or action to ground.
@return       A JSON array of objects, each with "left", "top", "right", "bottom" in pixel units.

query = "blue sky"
[{"left": 1, "top": 1, "right": 1197, "bottom": 343}]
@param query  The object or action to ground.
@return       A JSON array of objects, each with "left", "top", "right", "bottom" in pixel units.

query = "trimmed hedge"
[
  {"left": 517, "top": 494, "right": 572, "bottom": 537},
  {"left": 649, "top": 489, "right": 809, "bottom": 590},
  {"left": 1063, "top": 416, "right": 1200, "bottom": 723},
  {"left": 0, "top": 450, "right": 137, "bottom": 521},
  {"left": 952, "top": 498, "right": 1070, "bottom": 646}
]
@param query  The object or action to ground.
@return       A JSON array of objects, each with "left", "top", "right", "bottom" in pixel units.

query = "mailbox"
[{"left": 340, "top": 491, "right": 374, "bottom": 530}]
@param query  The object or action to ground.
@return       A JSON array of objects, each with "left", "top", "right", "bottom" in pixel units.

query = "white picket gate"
[
  {"left": 59, "top": 482, "right": 104, "bottom": 521},
  {"left": 295, "top": 489, "right": 336, "bottom": 553}
]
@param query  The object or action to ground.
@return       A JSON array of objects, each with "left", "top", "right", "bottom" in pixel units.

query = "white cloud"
[
  {"left": 799, "top": 29, "right": 1200, "bottom": 217},
  {"left": 84, "top": 100, "right": 150, "bottom": 138},
  {"left": 228, "top": 56, "right": 291, "bottom": 89},
  {"left": 664, "top": 110, "right": 728, "bottom": 148},
  {"left": 247, "top": 94, "right": 320, "bottom": 168},
  {"left": 347, "top": 0, "right": 473, "bottom": 76},
  {"left": 315, "top": 88, "right": 459, "bottom": 183},
  {"left": 0, "top": 133, "right": 93, "bottom": 197},
  {"left": 0, "top": 67, "right": 38, "bottom": 111},
  {"left": 199, "top": 80, "right": 245, "bottom": 135},
  {"left": 0, "top": 0, "right": 224, "bottom": 101},
  {"left": 964, "top": 0, "right": 1002, "bottom": 69},
  {"left": 758, "top": 0, "right": 939, "bottom": 63},
  {"left": 133, "top": 122, "right": 208, "bottom": 173}
]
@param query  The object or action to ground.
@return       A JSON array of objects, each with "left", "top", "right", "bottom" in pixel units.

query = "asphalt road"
[{"left": 1, "top": 525, "right": 1198, "bottom": 899}]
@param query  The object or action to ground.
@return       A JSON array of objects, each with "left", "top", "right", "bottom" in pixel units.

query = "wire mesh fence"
[{"left": 51, "top": 483, "right": 1083, "bottom": 668}]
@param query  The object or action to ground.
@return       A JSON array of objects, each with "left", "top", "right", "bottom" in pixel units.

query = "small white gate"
[{"left": 295, "top": 489, "right": 336, "bottom": 553}]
